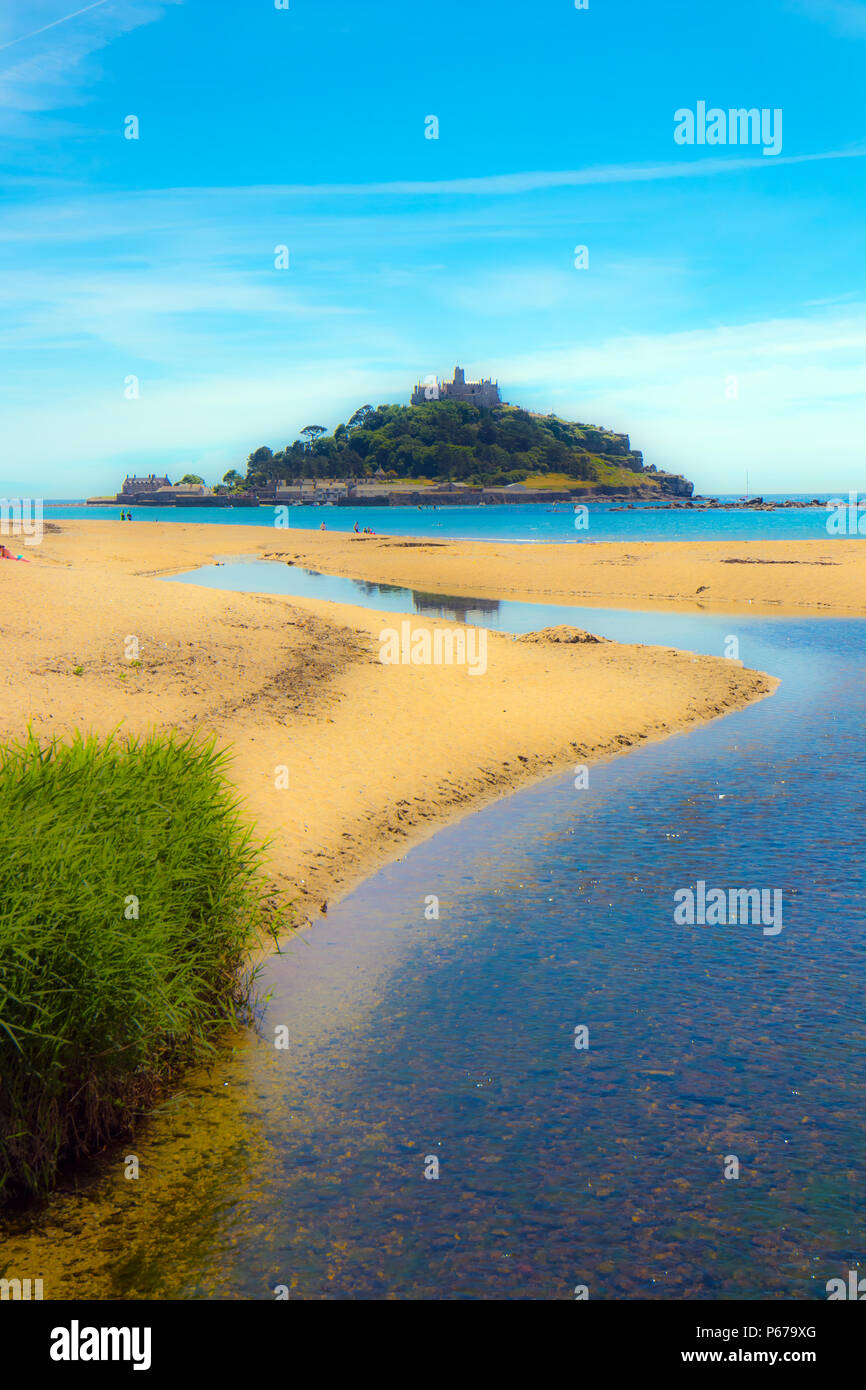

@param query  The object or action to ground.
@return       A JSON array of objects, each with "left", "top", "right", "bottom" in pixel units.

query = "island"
[{"left": 89, "top": 368, "right": 694, "bottom": 507}]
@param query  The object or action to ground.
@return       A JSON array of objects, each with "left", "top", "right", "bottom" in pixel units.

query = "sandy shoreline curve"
[
  {"left": 264, "top": 531, "right": 866, "bottom": 617},
  {"left": 25, "top": 517, "right": 865, "bottom": 616},
  {"left": 2, "top": 520, "right": 781, "bottom": 920}
]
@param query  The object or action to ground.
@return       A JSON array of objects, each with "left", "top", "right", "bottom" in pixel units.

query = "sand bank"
[
  {"left": 22, "top": 517, "right": 866, "bottom": 616},
  {"left": 1, "top": 521, "right": 777, "bottom": 918},
  {"left": 263, "top": 531, "right": 866, "bottom": 617}
]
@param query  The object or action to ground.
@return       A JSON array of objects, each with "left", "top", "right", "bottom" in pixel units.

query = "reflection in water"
[
  {"left": 351, "top": 576, "right": 405, "bottom": 597},
  {"left": 410, "top": 590, "right": 500, "bottom": 625},
  {"left": 343, "top": 575, "right": 502, "bottom": 626},
  {"left": 4, "top": 583, "right": 866, "bottom": 1300},
  {"left": 293, "top": 568, "right": 502, "bottom": 625},
  {"left": 172, "top": 561, "right": 503, "bottom": 629}
]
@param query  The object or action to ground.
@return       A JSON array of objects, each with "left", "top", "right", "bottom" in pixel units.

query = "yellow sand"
[
  {"left": 28, "top": 517, "right": 864, "bottom": 614},
  {"left": 0, "top": 520, "right": 779, "bottom": 917},
  {"left": 263, "top": 530, "right": 866, "bottom": 617}
]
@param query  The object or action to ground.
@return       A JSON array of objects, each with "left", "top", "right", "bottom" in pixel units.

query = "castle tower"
[{"left": 410, "top": 365, "right": 502, "bottom": 408}]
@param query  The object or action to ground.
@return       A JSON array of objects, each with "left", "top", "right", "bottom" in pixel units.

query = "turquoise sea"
[{"left": 44, "top": 495, "right": 860, "bottom": 545}]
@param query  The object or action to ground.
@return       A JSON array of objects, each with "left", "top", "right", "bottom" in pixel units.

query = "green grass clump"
[{"left": 0, "top": 729, "right": 270, "bottom": 1203}]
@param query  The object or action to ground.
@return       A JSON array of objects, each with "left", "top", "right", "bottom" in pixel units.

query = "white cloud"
[
  {"left": 0, "top": 2, "right": 115, "bottom": 54},
  {"left": 4, "top": 145, "right": 862, "bottom": 208},
  {"left": 440, "top": 259, "right": 692, "bottom": 319},
  {"left": 127, "top": 148, "right": 866, "bottom": 198},
  {"left": 0, "top": 0, "right": 181, "bottom": 121},
  {"left": 495, "top": 310, "right": 866, "bottom": 492},
  {"left": 0, "top": 362, "right": 410, "bottom": 495},
  {"left": 3, "top": 306, "right": 865, "bottom": 497},
  {"left": 0, "top": 267, "right": 359, "bottom": 365}
]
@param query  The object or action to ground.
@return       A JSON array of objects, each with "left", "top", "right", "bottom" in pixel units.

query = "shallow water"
[{"left": 3, "top": 577, "right": 865, "bottom": 1300}]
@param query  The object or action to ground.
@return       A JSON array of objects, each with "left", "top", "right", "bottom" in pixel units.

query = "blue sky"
[{"left": 1, "top": 0, "right": 865, "bottom": 495}]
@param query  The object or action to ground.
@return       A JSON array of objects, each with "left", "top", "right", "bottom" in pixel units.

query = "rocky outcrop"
[
  {"left": 518, "top": 626, "right": 610, "bottom": 645},
  {"left": 655, "top": 472, "right": 694, "bottom": 497}
]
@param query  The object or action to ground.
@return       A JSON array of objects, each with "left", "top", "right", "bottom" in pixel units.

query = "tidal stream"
[{"left": 3, "top": 566, "right": 864, "bottom": 1299}]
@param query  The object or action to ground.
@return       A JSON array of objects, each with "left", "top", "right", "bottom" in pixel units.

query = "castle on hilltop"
[{"left": 411, "top": 365, "right": 502, "bottom": 409}]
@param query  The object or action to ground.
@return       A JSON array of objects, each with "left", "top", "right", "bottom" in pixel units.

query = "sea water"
[
  {"left": 3, "top": 574, "right": 864, "bottom": 1300},
  {"left": 41, "top": 496, "right": 861, "bottom": 545}
]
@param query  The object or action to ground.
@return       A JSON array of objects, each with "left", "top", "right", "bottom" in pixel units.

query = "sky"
[{"left": 1, "top": 0, "right": 865, "bottom": 496}]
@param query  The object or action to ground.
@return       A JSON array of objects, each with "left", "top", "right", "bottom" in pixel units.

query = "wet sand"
[{"left": 0, "top": 520, "right": 777, "bottom": 918}]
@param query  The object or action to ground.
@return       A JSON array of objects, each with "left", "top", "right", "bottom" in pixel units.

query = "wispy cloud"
[
  {"left": 3, "top": 303, "right": 865, "bottom": 496},
  {"left": 0, "top": 266, "right": 359, "bottom": 364},
  {"left": 0, "top": 0, "right": 181, "bottom": 122},
  {"left": 0, "top": 1, "right": 115, "bottom": 54},
  {"left": 494, "top": 307, "right": 866, "bottom": 491},
  {"left": 1, "top": 143, "right": 861, "bottom": 250},
  {"left": 13, "top": 146, "right": 855, "bottom": 204},
  {"left": 440, "top": 259, "right": 692, "bottom": 319},
  {"left": 184, "top": 148, "right": 866, "bottom": 199}
]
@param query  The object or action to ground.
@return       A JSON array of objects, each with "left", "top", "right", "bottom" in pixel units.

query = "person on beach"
[
  {"left": 353, "top": 522, "right": 359, "bottom": 533},
  {"left": 320, "top": 521, "right": 327, "bottom": 531},
  {"left": 0, "top": 543, "right": 29, "bottom": 561}
]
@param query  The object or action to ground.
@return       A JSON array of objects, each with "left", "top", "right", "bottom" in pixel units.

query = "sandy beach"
[
  {"left": 263, "top": 529, "right": 866, "bottom": 617},
  {"left": 0, "top": 519, "right": 781, "bottom": 920},
  {"left": 22, "top": 516, "right": 865, "bottom": 615}
]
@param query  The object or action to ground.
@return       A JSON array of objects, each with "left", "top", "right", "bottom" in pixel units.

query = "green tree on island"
[
  {"left": 234, "top": 400, "right": 686, "bottom": 493},
  {"left": 346, "top": 404, "right": 373, "bottom": 433},
  {"left": 299, "top": 425, "right": 327, "bottom": 452}
]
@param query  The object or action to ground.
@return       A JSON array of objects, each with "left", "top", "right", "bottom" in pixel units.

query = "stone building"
[
  {"left": 116, "top": 477, "right": 215, "bottom": 503},
  {"left": 120, "top": 473, "right": 171, "bottom": 496},
  {"left": 411, "top": 366, "right": 501, "bottom": 408}
]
